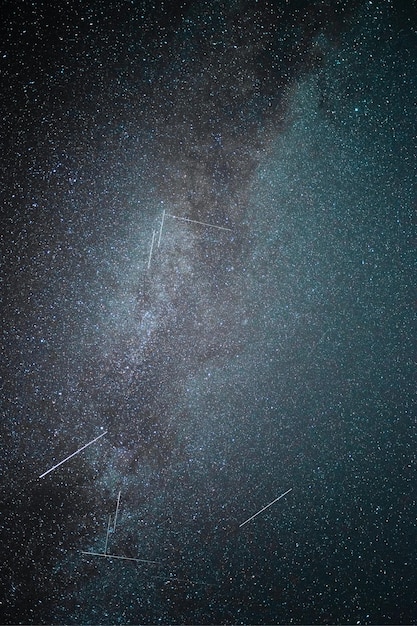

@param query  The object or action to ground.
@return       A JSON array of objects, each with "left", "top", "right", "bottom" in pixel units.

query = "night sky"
[{"left": 1, "top": 1, "right": 416, "bottom": 624}]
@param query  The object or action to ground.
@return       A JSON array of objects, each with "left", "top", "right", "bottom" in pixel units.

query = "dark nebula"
[{"left": 1, "top": 1, "right": 416, "bottom": 624}]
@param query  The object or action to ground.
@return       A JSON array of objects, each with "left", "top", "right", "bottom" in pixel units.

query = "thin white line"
[
  {"left": 166, "top": 213, "right": 232, "bottom": 232},
  {"left": 79, "top": 554, "right": 215, "bottom": 584},
  {"left": 146, "top": 574, "right": 216, "bottom": 586},
  {"left": 104, "top": 514, "right": 112, "bottom": 554},
  {"left": 306, "top": 329, "right": 329, "bottom": 359},
  {"left": 239, "top": 488, "right": 292, "bottom": 528},
  {"left": 157, "top": 209, "right": 165, "bottom": 247},
  {"left": 147, "top": 229, "right": 156, "bottom": 269},
  {"left": 113, "top": 490, "right": 121, "bottom": 531},
  {"left": 39, "top": 431, "right": 107, "bottom": 478},
  {"left": 80, "top": 551, "right": 162, "bottom": 565}
]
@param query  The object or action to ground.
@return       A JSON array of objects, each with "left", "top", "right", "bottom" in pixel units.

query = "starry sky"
[{"left": 1, "top": 1, "right": 416, "bottom": 624}]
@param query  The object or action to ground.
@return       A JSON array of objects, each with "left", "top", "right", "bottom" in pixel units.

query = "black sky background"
[{"left": 1, "top": 1, "right": 416, "bottom": 624}]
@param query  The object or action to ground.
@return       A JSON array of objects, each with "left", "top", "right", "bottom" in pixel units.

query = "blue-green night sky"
[{"left": 1, "top": 1, "right": 415, "bottom": 624}]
